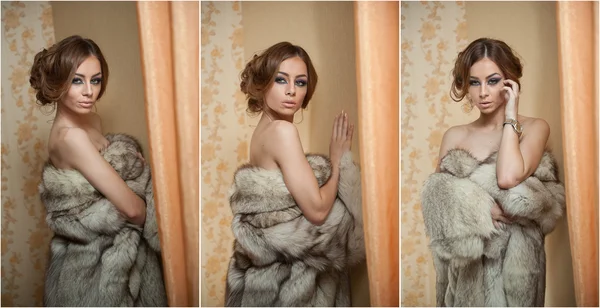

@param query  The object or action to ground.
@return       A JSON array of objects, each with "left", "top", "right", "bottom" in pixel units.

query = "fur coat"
[
  {"left": 40, "top": 133, "right": 167, "bottom": 307},
  {"left": 421, "top": 149, "right": 566, "bottom": 307},
  {"left": 224, "top": 152, "right": 365, "bottom": 307}
]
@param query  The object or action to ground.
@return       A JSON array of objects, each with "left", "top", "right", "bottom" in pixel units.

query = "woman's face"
[
  {"left": 60, "top": 56, "right": 102, "bottom": 114},
  {"left": 468, "top": 57, "right": 506, "bottom": 114},
  {"left": 264, "top": 56, "right": 308, "bottom": 121}
]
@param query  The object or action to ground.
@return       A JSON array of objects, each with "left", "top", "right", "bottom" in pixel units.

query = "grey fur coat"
[
  {"left": 421, "top": 149, "right": 566, "bottom": 307},
  {"left": 225, "top": 152, "right": 365, "bottom": 307},
  {"left": 40, "top": 133, "right": 167, "bottom": 307}
]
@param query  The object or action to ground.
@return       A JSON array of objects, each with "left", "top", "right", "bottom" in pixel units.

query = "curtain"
[
  {"left": 136, "top": 2, "right": 199, "bottom": 306},
  {"left": 556, "top": 2, "right": 599, "bottom": 306},
  {"left": 354, "top": 2, "right": 399, "bottom": 306}
]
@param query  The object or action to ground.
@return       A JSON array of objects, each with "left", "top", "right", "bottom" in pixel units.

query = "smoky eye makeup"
[
  {"left": 295, "top": 79, "right": 308, "bottom": 87},
  {"left": 487, "top": 78, "right": 501, "bottom": 85},
  {"left": 275, "top": 76, "right": 287, "bottom": 84}
]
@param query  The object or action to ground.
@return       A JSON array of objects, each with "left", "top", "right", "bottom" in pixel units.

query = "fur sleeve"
[
  {"left": 421, "top": 172, "right": 498, "bottom": 262},
  {"left": 468, "top": 154, "right": 566, "bottom": 235},
  {"left": 337, "top": 151, "right": 365, "bottom": 266}
]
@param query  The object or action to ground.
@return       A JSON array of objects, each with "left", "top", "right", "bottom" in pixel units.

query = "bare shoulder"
[
  {"left": 519, "top": 116, "right": 550, "bottom": 146},
  {"left": 57, "top": 127, "right": 95, "bottom": 156},
  {"left": 264, "top": 120, "right": 301, "bottom": 145},
  {"left": 520, "top": 115, "right": 550, "bottom": 133},
  {"left": 263, "top": 120, "right": 304, "bottom": 159},
  {"left": 441, "top": 124, "right": 468, "bottom": 148}
]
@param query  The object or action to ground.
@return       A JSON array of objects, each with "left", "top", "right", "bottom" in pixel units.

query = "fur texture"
[
  {"left": 40, "top": 133, "right": 167, "bottom": 307},
  {"left": 224, "top": 152, "right": 365, "bottom": 307},
  {"left": 421, "top": 149, "right": 565, "bottom": 307}
]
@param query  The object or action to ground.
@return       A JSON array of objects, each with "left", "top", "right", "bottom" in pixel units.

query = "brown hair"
[
  {"left": 240, "top": 42, "right": 318, "bottom": 115},
  {"left": 29, "top": 35, "right": 109, "bottom": 107},
  {"left": 450, "top": 38, "right": 523, "bottom": 102}
]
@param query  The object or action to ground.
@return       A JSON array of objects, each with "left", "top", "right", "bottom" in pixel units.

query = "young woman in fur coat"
[
  {"left": 421, "top": 38, "right": 565, "bottom": 306},
  {"left": 225, "top": 42, "right": 365, "bottom": 306},
  {"left": 30, "top": 35, "right": 165, "bottom": 306}
]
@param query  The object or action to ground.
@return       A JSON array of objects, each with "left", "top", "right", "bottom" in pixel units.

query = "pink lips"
[
  {"left": 79, "top": 101, "right": 94, "bottom": 108},
  {"left": 480, "top": 101, "right": 492, "bottom": 108},
  {"left": 282, "top": 101, "right": 296, "bottom": 108}
]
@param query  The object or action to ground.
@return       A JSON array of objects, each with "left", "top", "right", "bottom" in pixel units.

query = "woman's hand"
[
  {"left": 491, "top": 202, "right": 512, "bottom": 229},
  {"left": 502, "top": 79, "right": 520, "bottom": 119},
  {"left": 329, "top": 111, "right": 354, "bottom": 166}
]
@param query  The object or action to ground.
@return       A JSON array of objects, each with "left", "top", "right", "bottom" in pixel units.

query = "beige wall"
[
  {"left": 465, "top": 2, "right": 575, "bottom": 306},
  {"left": 51, "top": 1, "right": 149, "bottom": 156},
  {"left": 1, "top": 2, "right": 56, "bottom": 305},
  {"left": 400, "top": 2, "right": 472, "bottom": 305},
  {"left": 241, "top": 1, "right": 369, "bottom": 306},
  {"left": 201, "top": 1, "right": 248, "bottom": 306}
]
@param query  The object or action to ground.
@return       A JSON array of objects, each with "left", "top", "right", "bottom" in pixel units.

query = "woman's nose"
[
  {"left": 479, "top": 85, "right": 488, "bottom": 98},
  {"left": 82, "top": 83, "right": 93, "bottom": 96}
]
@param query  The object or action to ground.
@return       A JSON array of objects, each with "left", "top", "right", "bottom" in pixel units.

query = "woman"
[
  {"left": 30, "top": 35, "right": 146, "bottom": 225},
  {"left": 421, "top": 38, "right": 565, "bottom": 306},
  {"left": 225, "top": 42, "right": 365, "bottom": 306},
  {"left": 31, "top": 35, "right": 165, "bottom": 306}
]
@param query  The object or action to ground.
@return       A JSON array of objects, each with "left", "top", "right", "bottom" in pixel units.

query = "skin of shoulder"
[
  {"left": 56, "top": 127, "right": 145, "bottom": 222},
  {"left": 263, "top": 120, "right": 333, "bottom": 225},
  {"left": 437, "top": 125, "right": 468, "bottom": 163}
]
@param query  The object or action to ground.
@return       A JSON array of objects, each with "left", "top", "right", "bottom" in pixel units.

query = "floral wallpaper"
[
  {"left": 400, "top": 1, "right": 475, "bottom": 306},
  {"left": 1, "top": 1, "right": 56, "bottom": 306},
  {"left": 200, "top": 1, "right": 249, "bottom": 306}
]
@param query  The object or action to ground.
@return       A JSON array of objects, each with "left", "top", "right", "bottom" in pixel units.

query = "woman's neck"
[
  {"left": 54, "top": 104, "right": 88, "bottom": 128},
  {"left": 262, "top": 108, "right": 293, "bottom": 123},
  {"left": 474, "top": 104, "right": 508, "bottom": 131}
]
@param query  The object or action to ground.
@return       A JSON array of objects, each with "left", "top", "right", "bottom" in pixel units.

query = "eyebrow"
[
  {"left": 74, "top": 72, "right": 102, "bottom": 78},
  {"left": 278, "top": 71, "right": 308, "bottom": 78},
  {"left": 469, "top": 73, "right": 501, "bottom": 80}
]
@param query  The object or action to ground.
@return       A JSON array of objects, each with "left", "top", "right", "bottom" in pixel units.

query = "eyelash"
[
  {"left": 275, "top": 77, "right": 308, "bottom": 87},
  {"left": 469, "top": 78, "right": 501, "bottom": 86},
  {"left": 72, "top": 78, "right": 102, "bottom": 85}
]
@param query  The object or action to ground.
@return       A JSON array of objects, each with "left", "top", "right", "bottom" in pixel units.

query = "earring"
[
  {"left": 462, "top": 96, "right": 473, "bottom": 113},
  {"left": 294, "top": 109, "right": 304, "bottom": 124}
]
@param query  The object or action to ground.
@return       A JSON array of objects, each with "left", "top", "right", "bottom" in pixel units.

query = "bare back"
[{"left": 249, "top": 119, "right": 294, "bottom": 170}]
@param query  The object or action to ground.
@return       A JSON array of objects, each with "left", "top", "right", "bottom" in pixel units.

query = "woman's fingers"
[
  {"left": 332, "top": 114, "right": 339, "bottom": 140},
  {"left": 342, "top": 112, "right": 348, "bottom": 138},
  {"left": 347, "top": 123, "right": 354, "bottom": 139},
  {"left": 337, "top": 111, "right": 344, "bottom": 139}
]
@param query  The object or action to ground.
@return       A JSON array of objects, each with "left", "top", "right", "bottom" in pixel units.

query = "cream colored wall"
[
  {"left": 1, "top": 2, "right": 56, "bottom": 305},
  {"left": 400, "top": 2, "right": 472, "bottom": 305},
  {"left": 241, "top": 2, "right": 369, "bottom": 306},
  {"left": 465, "top": 2, "right": 575, "bottom": 306},
  {"left": 51, "top": 1, "right": 149, "bottom": 156},
  {"left": 201, "top": 2, "right": 249, "bottom": 306}
]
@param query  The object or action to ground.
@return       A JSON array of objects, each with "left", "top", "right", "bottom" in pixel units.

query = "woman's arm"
[
  {"left": 269, "top": 113, "right": 353, "bottom": 226},
  {"left": 58, "top": 128, "right": 147, "bottom": 226},
  {"left": 496, "top": 79, "right": 550, "bottom": 189}
]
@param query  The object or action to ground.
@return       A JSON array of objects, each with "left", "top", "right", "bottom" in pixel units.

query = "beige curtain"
[
  {"left": 1, "top": 2, "right": 56, "bottom": 306},
  {"left": 354, "top": 2, "right": 399, "bottom": 306},
  {"left": 136, "top": 2, "right": 199, "bottom": 306},
  {"left": 556, "top": 2, "right": 599, "bottom": 307}
]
